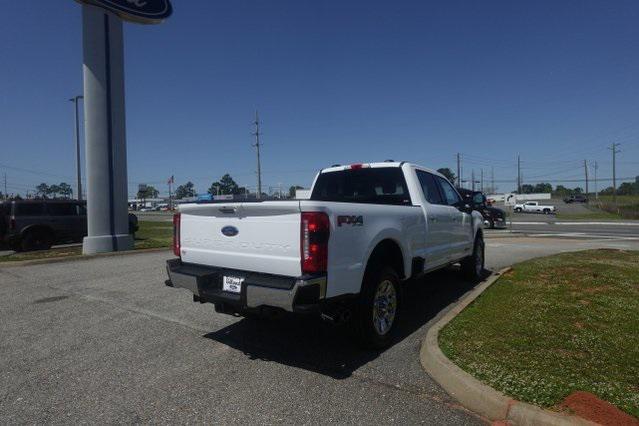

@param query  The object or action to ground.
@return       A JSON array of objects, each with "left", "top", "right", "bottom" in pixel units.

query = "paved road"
[
  {"left": 490, "top": 220, "right": 639, "bottom": 239},
  {"left": 1, "top": 236, "right": 639, "bottom": 424}
]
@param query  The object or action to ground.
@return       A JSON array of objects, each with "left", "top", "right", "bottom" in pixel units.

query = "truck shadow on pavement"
[{"left": 203, "top": 267, "right": 491, "bottom": 380}]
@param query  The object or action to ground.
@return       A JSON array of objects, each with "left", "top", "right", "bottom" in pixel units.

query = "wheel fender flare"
[
  {"left": 362, "top": 230, "right": 410, "bottom": 281},
  {"left": 21, "top": 225, "right": 55, "bottom": 240}
]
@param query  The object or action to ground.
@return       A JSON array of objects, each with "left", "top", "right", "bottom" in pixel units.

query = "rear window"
[
  {"left": 15, "top": 203, "right": 46, "bottom": 216},
  {"left": 311, "top": 168, "right": 411, "bottom": 205}
]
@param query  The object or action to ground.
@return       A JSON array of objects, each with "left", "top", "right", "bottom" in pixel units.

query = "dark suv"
[
  {"left": 563, "top": 194, "right": 588, "bottom": 203},
  {"left": 0, "top": 200, "right": 138, "bottom": 251},
  {"left": 457, "top": 188, "right": 507, "bottom": 229}
]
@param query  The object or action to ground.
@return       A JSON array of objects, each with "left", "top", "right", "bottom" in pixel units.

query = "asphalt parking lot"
[{"left": 1, "top": 235, "right": 639, "bottom": 424}]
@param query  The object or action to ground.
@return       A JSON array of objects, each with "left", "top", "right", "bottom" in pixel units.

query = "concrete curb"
[
  {"left": 0, "top": 247, "right": 170, "bottom": 268},
  {"left": 419, "top": 268, "right": 597, "bottom": 426}
]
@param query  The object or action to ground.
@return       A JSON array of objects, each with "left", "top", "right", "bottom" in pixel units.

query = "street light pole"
[{"left": 69, "top": 95, "right": 84, "bottom": 200}]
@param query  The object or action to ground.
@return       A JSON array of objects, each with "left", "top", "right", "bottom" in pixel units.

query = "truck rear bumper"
[{"left": 165, "top": 258, "right": 326, "bottom": 313}]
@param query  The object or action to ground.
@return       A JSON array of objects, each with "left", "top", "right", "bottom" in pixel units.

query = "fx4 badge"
[{"left": 337, "top": 215, "right": 364, "bottom": 227}]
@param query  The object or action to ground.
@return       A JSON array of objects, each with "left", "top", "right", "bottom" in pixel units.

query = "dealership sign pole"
[{"left": 74, "top": 0, "right": 172, "bottom": 254}]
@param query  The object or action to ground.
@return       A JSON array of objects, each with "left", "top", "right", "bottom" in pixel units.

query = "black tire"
[
  {"left": 353, "top": 266, "right": 401, "bottom": 349},
  {"left": 487, "top": 219, "right": 495, "bottom": 229},
  {"left": 543, "top": 209, "right": 550, "bottom": 215},
  {"left": 20, "top": 229, "right": 53, "bottom": 252},
  {"left": 514, "top": 207, "right": 522, "bottom": 213},
  {"left": 461, "top": 234, "right": 485, "bottom": 281}
]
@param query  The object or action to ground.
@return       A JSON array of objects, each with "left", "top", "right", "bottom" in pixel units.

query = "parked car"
[
  {"left": 514, "top": 201, "right": 556, "bottom": 214},
  {"left": 563, "top": 195, "right": 588, "bottom": 203},
  {"left": 0, "top": 200, "right": 138, "bottom": 251},
  {"left": 166, "top": 162, "right": 485, "bottom": 348},
  {"left": 457, "top": 188, "right": 507, "bottom": 229}
]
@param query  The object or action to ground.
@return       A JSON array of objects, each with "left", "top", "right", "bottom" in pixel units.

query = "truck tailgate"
[{"left": 178, "top": 201, "right": 302, "bottom": 277}]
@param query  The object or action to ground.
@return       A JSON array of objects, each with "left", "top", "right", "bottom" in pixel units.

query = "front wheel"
[
  {"left": 354, "top": 266, "right": 401, "bottom": 349},
  {"left": 514, "top": 207, "right": 522, "bottom": 213},
  {"left": 461, "top": 234, "right": 485, "bottom": 281}
]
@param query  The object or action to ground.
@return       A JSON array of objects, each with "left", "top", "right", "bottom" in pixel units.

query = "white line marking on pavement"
[
  {"left": 513, "top": 221, "right": 639, "bottom": 226},
  {"left": 508, "top": 232, "right": 639, "bottom": 240}
]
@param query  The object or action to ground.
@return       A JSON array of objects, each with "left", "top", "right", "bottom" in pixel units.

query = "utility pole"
[
  {"left": 583, "top": 159, "right": 589, "bottom": 196},
  {"left": 590, "top": 161, "right": 598, "bottom": 200},
  {"left": 491, "top": 166, "right": 495, "bottom": 194},
  {"left": 517, "top": 154, "right": 521, "bottom": 193},
  {"left": 471, "top": 170, "right": 475, "bottom": 191},
  {"left": 609, "top": 143, "right": 621, "bottom": 204},
  {"left": 69, "top": 95, "right": 84, "bottom": 200},
  {"left": 3, "top": 173, "right": 6, "bottom": 200},
  {"left": 456, "top": 153, "right": 461, "bottom": 187},
  {"left": 252, "top": 110, "right": 263, "bottom": 200},
  {"left": 480, "top": 169, "right": 484, "bottom": 193},
  {"left": 168, "top": 175, "right": 173, "bottom": 209}
]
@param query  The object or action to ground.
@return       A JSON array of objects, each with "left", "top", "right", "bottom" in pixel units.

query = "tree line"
[{"left": 34, "top": 182, "right": 74, "bottom": 199}]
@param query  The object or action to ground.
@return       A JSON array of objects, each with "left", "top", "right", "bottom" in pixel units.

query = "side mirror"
[{"left": 457, "top": 203, "right": 473, "bottom": 213}]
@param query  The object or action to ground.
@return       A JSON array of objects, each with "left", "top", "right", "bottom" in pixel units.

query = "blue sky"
[{"left": 1, "top": 0, "right": 639, "bottom": 197}]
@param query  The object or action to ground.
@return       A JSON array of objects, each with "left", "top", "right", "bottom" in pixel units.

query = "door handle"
[{"left": 428, "top": 217, "right": 437, "bottom": 222}]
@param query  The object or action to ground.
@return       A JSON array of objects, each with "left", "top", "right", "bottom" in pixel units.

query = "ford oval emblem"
[
  {"left": 221, "top": 226, "right": 239, "bottom": 237},
  {"left": 76, "top": 0, "right": 173, "bottom": 24}
]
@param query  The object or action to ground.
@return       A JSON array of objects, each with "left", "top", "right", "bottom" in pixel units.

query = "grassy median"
[
  {"left": 0, "top": 221, "right": 172, "bottom": 263},
  {"left": 439, "top": 249, "right": 639, "bottom": 418}
]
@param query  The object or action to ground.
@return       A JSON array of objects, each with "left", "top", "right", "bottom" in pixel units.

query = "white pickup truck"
[
  {"left": 514, "top": 201, "right": 556, "bottom": 214},
  {"left": 166, "top": 162, "right": 484, "bottom": 347}
]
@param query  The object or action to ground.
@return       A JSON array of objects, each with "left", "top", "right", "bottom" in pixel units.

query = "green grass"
[
  {"left": 439, "top": 249, "right": 639, "bottom": 418},
  {"left": 0, "top": 221, "right": 172, "bottom": 263},
  {"left": 597, "top": 194, "right": 639, "bottom": 205},
  {"left": 555, "top": 209, "right": 624, "bottom": 220},
  {"left": 133, "top": 220, "right": 173, "bottom": 249},
  {"left": 590, "top": 195, "right": 639, "bottom": 220}
]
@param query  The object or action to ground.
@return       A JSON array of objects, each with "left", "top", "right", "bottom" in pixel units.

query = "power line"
[{"left": 0, "top": 163, "right": 74, "bottom": 180}]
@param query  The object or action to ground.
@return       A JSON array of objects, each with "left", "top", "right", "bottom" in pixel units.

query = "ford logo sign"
[
  {"left": 221, "top": 226, "right": 239, "bottom": 237},
  {"left": 76, "top": 0, "right": 173, "bottom": 24}
]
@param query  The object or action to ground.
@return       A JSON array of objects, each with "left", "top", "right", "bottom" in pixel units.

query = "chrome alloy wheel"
[{"left": 372, "top": 279, "right": 397, "bottom": 336}]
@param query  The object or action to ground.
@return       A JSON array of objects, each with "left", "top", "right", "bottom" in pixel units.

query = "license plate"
[{"left": 222, "top": 276, "right": 244, "bottom": 294}]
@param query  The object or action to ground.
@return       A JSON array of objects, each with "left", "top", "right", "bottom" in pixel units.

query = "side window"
[
  {"left": 47, "top": 203, "right": 78, "bottom": 216},
  {"left": 436, "top": 176, "right": 462, "bottom": 206},
  {"left": 472, "top": 193, "right": 485, "bottom": 206},
  {"left": 15, "top": 203, "right": 46, "bottom": 216},
  {"left": 416, "top": 170, "right": 444, "bottom": 204}
]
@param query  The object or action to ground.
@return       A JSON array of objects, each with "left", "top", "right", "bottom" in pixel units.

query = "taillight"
[
  {"left": 348, "top": 163, "right": 370, "bottom": 170},
  {"left": 172, "top": 213, "right": 181, "bottom": 257},
  {"left": 301, "top": 212, "right": 330, "bottom": 274}
]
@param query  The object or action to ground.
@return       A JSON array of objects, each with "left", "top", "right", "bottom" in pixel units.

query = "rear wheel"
[
  {"left": 543, "top": 209, "right": 551, "bottom": 215},
  {"left": 514, "top": 207, "right": 522, "bottom": 213},
  {"left": 354, "top": 266, "right": 401, "bottom": 349},
  {"left": 20, "top": 229, "right": 53, "bottom": 251},
  {"left": 461, "top": 234, "right": 485, "bottom": 281}
]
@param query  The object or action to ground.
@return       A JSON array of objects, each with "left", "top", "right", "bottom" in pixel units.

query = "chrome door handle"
[{"left": 218, "top": 207, "right": 236, "bottom": 214}]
